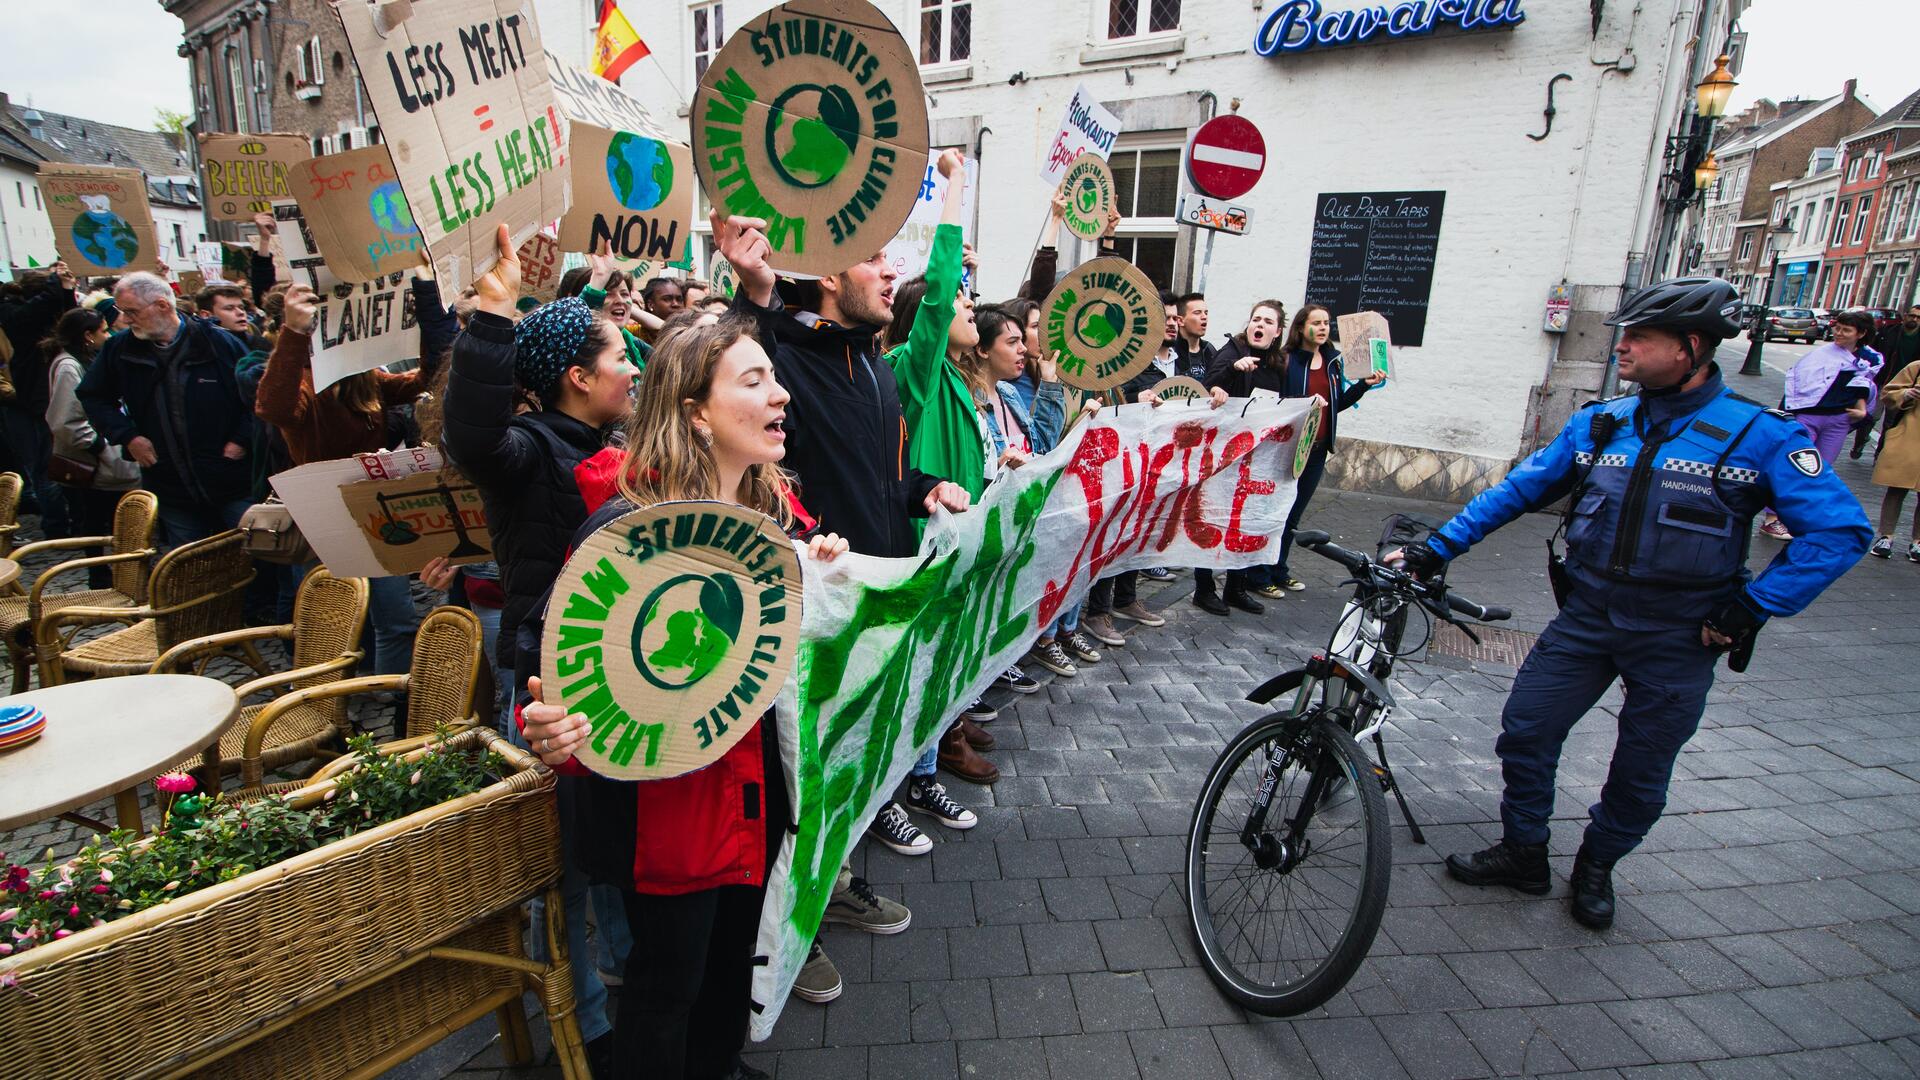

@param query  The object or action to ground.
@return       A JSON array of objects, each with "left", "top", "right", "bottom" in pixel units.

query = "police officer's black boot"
[
  {"left": 1569, "top": 846, "right": 1616, "bottom": 930},
  {"left": 1444, "top": 838, "right": 1550, "bottom": 895}
]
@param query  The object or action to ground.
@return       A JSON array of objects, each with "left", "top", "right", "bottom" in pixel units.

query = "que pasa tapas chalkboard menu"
[{"left": 1303, "top": 191, "right": 1445, "bottom": 347}]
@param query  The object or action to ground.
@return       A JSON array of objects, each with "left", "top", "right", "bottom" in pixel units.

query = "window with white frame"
[
  {"left": 1868, "top": 151, "right": 1882, "bottom": 178},
  {"left": 1835, "top": 262, "right": 1859, "bottom": 308},
  {"left": 1907, "top": 189, "right": 1920, "bottom": 239},
  {"left": 1883, "top": 185, "right": 1908, "bottom": 243},
  {"left": 1772, "top": 197, "right": 1787, "bottom": 227},
  {"left": 1888, "top": 262, "right": 1912, "bottom": 310},
  {"left": 1861, "top": 263, "right": 1882, "bottom": 306},
  {"left": 1739, "top": 232, "right": 1754, "bottom": 261},
  {"left": 1832, "top": 199, "right": 1853, "bottom": 247},
  {"left": 295, "top": 35, "right": 324, "bottom": 87},
  {"left": 1818, "top": 197, "right": 1834, "bottom": 242},
  {"left": 1108, "top": 0, "right": 1181, "bottom": 39},
  {"left": 172, "top": 223, "right": 184, "bottom": 260},
  {"left": 1846, "top": 155, "right": 1863, "bottom": 183},
  {"left": 919, "top": 0, "right": 971, "bottom": 65},
  {"left": 1850, "top": 193, "right": 1874, "bottom": 245},
  {"left": 691, "top": 3, "right": 724, "bottom": 83},
  {"left": 226, "top": 46, "right": 249, "bottom": 132},
  {"left": 1107, "top": 141, "right": 1181, "bottom": 288}
]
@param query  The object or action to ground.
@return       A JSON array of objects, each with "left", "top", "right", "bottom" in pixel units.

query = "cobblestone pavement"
[{"left": 9, "top": 348, "right": 1918, "bottom": 1078}]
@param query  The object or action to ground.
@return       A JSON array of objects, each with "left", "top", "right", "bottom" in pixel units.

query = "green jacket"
[
  {"left": 884, "top": 223, "right": 988, "bottom": 500},
  {"left": 580, "top": 285, "right": 651, "bottom": 375}
]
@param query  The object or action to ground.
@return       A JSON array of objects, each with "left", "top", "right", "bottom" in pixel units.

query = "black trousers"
[
  {"left": 1193, "top": 568, "right": 1248, "bottom": 598},
  {"left": 612, "top": 883, "right": 766, "bottom": 1079},
  {"left": 1087, "top": 570, "right": 1137, "bottom": 615}
]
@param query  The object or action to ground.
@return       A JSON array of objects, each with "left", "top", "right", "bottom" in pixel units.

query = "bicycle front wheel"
[{"left": 1185, "top": 712, "right": 1391, "bottom": 1015}]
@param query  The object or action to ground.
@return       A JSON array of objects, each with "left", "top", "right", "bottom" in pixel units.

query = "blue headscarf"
[{"left": 513, "top": 297, "right": 595, "bottom": 398}]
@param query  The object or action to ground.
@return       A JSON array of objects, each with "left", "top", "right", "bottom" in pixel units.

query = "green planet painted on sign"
[
  {"left": 1043, "top": 256, "right": 1159, "bottom": 392},
  {"left": 606, "top": 131, "right": 674, "bottom": 211},
  {"left": 1059, "top": 152, "right": 1116, "bottom": 242}
]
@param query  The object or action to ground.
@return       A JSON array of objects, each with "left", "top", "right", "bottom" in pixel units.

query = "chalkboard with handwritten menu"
[{"left": 1303, "top": 191, "right": 1445, "bottom": 348}]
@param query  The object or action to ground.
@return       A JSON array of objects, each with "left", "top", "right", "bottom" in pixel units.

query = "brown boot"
[
  {"left": 939, "top": 723, "right": 1000, "bottom": 784},
  {"left": 958, "top": 717, "right": 995, "bottom": 750}
]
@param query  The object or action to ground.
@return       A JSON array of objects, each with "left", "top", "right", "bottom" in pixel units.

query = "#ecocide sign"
[
  {"left": 692, "top": 0, "right": 930, "bottom": 278},
  {"left": 335, "top": 0, "right": 570, "bottom": 292},
  {"left": 542, "top": 502, "right": 800, "bottom": 780}
]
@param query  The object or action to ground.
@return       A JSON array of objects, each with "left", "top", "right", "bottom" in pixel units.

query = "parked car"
[
  {"left": 1811, "top": 308, "right": 1835, "bottom": 340},
  {"left": 1762, "top": 306, "right": 1819, "bottom": 342},
  {"left": 1860, "top": 307, "right": 1902, "bottom": 337},
  {"left": 1736, "top": 303, "right": 1768, "bottom": 328}
]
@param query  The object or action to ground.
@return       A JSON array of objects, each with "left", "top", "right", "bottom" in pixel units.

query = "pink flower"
[
  {"left": 409, "top": 770, "right": 423, "bottom": 786},
  {"left": 52, "top": 928, "right": 71, "bottom": 940},
  {"left": 0, "top": 907, "right": 15, "bottom": 922},
  {"left": 35, "top": 890, "right": 57, "bottom": 901},
  {"left": 66, "top": 904, "right": 79, "bottom": 917},
  {"left": 0, "top": 942, "right": 11, "bottom": 956},
  {"left": 98, "top": 869, "right": 112, "bottom": 883},
  {"left": 90, "top": 884, "right": 109, "bottom": 895},
  {"left": 153, "top": 771, "right": 197, "bottom": 795},
  {"left": 161, "top": 881, "right": 179, "bottom": 892}
]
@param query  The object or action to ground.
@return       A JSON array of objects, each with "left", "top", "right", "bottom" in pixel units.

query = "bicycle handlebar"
[{"left": 1293, "top": 529, "right": 1510, "bottom": 623}]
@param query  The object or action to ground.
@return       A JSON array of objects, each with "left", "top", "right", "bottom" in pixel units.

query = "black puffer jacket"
[
  {"left": 0, "top": 275, "right": 77, "bottom": 415},
  {"left": 441, "top": 311, "right": 609, "bottom": 668},
  {"left": 734, "top": 297, "right": 941, "bottom": 558}
]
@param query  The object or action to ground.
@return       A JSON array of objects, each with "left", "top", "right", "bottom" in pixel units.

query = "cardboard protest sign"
[
  {"left": 1150, "top": 376, "right": 1206, "bottom": 404},
  {"left": 177, "top": 270, "right": 206, "bottom": 297},
  {"left": 1041, "top": 82, "right": 1121, "bottom": 184},
  {"left": 272, "top": 145, "right": 427, "bottom": 284},
  {"left": 748, "top": 396, "right": 1318, "bottom": 1037},
  {"left": 334, "top": 0, "right": 570, "bottom": 293},
  {"left": 198, "top": 133, "right": 305, "bottom": 220},
  {"left": 881, "top": 155, "right": 975, "bottom": 280},
  {"left": 1338, "top": 310, "right": 1395, "bottom": 381},
  {"left": 1042, "top": 257, "right": 1160, "bottom": 392},
  {"left": 691, "top": 0, "right": 930, "bottom": 278},
  {"left": 546, "top": 52, "right": 694, "bottom": 271},
  {"left": 273, "top": 200, "right": 422, "bottom": 391},
  {"left": 272, "top": 448, "right": 490, "bottom": 577},
  {"left": 1295, "top": 399, "right": 1322, "bottom": 478},
  {"left": 710, "top": 256, "right": 738, "bottom": 299},
  {"left": 541, "top": 502, "right": 801, "bottom": 781},
  {"left": 518, "top": 230, "right": 562, "bottom": 303},
  {"left": 1059, "top": 153, "right": 1116, "bottom": 242},
  {"left": 40, "top": 164, "right": 156, "bottom": 275},
  {"left": 194, "top": 240, "right": 229, "bottom": 283}
]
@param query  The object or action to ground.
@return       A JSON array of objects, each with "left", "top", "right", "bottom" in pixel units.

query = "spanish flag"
[{"left": 593, "top": 4, "right": 650, "bottom": 84}]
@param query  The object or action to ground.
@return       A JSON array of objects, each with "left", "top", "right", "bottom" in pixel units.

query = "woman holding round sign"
[{"left": 521, "top": 314, "right": 849, "bottom": 1079}]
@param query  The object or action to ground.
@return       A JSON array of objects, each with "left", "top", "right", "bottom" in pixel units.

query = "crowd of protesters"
[{"left": 1, "top": 144, "right": 1913, "bottom": 1080}]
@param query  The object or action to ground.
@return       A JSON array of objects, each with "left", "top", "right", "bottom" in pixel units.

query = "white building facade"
[
  {"left": 614, "top": 0, "right": 1741, "bottom": 498},
  {"left": 0, "top": 157, "right": 56, "bottom": 271},
  {"left": 1769, "top": 150, "right": 1838, "bottom": 307}
]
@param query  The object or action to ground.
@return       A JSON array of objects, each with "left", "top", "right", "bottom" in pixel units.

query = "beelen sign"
[{"left": 1254, "top": 0, "right": 1526, "bottom": 55}]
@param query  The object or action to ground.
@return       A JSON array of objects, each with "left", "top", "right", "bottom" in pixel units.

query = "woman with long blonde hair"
[{"left": 520, "top": 314, "right": 845, "bottom": 1079}]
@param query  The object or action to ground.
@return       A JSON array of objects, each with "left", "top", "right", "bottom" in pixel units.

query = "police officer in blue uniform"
[{"left": 1395, "top": 278, "right": 1872, "bottom": 929}]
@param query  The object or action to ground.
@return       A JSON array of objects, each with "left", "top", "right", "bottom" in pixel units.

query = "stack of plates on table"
[{"left": 0, "top": 703, "right": 47, "bottom": 752}]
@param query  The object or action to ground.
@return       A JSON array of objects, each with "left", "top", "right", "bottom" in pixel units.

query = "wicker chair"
[
  {"left": 152, "top": 568, "right": 370, "bottom": 790},
  {"left": 0, "top": 471, "right": 21, "bottom": 557},
  {"left": 35, "top": 528, "right": 260, "bottom": 686},
  {"left": 238, "top": 606, "right": 485, "bottom": 793},
  {"left": 0, "top": 490, "right": 159, "bottom": 693}
]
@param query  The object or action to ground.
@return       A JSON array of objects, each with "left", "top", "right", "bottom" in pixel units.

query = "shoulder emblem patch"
[{"left": 1788, "top": 447, "right": 1823, "bottom": 477}]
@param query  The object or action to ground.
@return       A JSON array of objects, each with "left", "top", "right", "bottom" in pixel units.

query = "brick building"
[{"left": 1847, "top": 88, "right": 1920, "bottom": 311}]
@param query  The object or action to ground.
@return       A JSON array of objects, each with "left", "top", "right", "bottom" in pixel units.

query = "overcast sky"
[{"left": 3, "top": 0, "right": 1914, "bottom": 133}]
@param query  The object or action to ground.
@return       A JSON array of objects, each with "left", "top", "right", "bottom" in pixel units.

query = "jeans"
[
  {"left": 1272, "top": 443, "right": 1329, "bottom": 581},
  {"left": 474, "top": 604, "right": 507, "bottom": 729},
  {"left": 1051, "top": 601, "right": 1081, "bottom": 637},
  {"left": 1, "top": 407, "right": 68, "bottom": 538},
  {"left": 1495, "top": 589, "right": 1716, "bottom": 864},
  {"left": 500, "top": 664, "right": 628, "bottom": 1043},
  {"left": 365, "top": 575, "right": 422, "bottom": 676},
  {"left": 611, "top": 885, "right": 764, "bottom": 1079},
  {"left": 1087, "top": 571, "right": 1137, "bottom": 616},
  {"left": 154, "top": 494, "right": 253, "bottom": 549}
]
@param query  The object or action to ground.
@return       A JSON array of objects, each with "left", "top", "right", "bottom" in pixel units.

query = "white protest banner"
[
  {"left": 1040, "top": 82, "right": 1121, "bottom": 184},
  {"left": 273, "top": 200, "right": 421, "bottom": 390},
  {"left": 194, "top": 241, "right": 231, "bottom": 284},
  {"left": 334, "top": 0, "right": 570, "bottom": 293},
  {"left": 546, "top": 51, "right": 694, "bottom": 270},
  {"left": 271, "top": 447, "right": 492, "bottom": 578},
  {"left": 745, "top": 397, "right": 1315, "bottom": 1036},
  {"left": 881, "top": 155, "right": 976, "bottom": 281}
]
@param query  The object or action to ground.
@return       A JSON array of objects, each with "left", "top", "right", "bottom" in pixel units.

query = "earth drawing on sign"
[
  {"left": 1073, "top": 301, "right": 1126, "bottom": 350},
  {"left": 606, "top": 131, "right": 674, "bottom": 211},
  {"left": 368, "top": 181, "right": 417, "bottom": 235},
  {"left": 766, "top": 84, "right": 859, "bottom": 189},
  {"left": 635, "top": 572, "right": 745, "bottom": 690},
  {"left": 72, "top": 197, "right": 139, "bottom": 268},
  {"left": 1076, "top": 177, "right": 1100, "bottom": 215}
]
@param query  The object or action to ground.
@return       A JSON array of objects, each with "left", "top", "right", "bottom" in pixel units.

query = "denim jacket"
[{"left": 982, "top": 379, "right": 1067, "bottom": 460}]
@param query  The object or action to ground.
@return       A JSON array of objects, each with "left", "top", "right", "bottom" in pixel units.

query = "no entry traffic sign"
[{"left": 1187, "top": 115, "right": 1266, "bottom": 200}]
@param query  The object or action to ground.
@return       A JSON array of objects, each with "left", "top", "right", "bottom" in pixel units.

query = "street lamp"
[
  {"left": 1740, "top": 222, "right": 1797, "bottom": 376},
  {"left": 1696, "top": 54, "right": 1738, "bottom": 120},
  {"left": 1694, "top": 152, "right": 1720, "bottom": 195}
]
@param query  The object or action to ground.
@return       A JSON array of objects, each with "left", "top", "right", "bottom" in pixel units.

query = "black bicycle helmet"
[{"left": 1604, "top": 276, "right": 1742, "bottom": 339}]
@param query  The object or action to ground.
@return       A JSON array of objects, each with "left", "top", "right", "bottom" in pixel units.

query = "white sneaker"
[{"left": 1871, "top": 536, "right": 1894, "bottom": 558}]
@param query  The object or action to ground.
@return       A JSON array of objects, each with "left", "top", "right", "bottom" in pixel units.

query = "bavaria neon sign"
[{"left": 1254, "top": 0, "right": 1527, "bottom": 55}]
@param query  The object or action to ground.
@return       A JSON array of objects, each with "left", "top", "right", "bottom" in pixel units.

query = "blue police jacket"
[{"left": 1427, "top": 366, "right": 1871, "bottom": 630}]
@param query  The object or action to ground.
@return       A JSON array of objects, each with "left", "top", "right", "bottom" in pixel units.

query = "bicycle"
[{"left": 1184, "top": 524, "right": 1511, "bottom": 1016}]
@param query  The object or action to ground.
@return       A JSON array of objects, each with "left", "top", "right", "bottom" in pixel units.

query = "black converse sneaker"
[
  {"left": 906, "top": 778, "right": 978, "bottom": 829},
  {"left": 866, "top": 800, "right": 932, "bottom": 855}
]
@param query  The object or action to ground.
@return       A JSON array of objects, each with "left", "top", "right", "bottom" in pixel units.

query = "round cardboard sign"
[
  {"left": 1041, "top": 257, "right": 1161, "bottom": 392},
  {"left": 540, "top": 501, "right": 801, "bottom": 781},
  {"left": 711, "top": 255, "right": 739, "bottom": 299},
  {"left": 1059, "top": 153, "right": 1117, "bottom": 242},
  {"left": 1294, "top": 403, "right": 1322, "bottom": 478},
  {"left": 1150, "top": 376, "right": 1207, "bottom": 404},
  {"left": 690, "top": 0, "right": 931, "bottom": 279}
]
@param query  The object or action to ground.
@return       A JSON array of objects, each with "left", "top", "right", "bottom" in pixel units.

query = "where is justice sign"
[{"left": 334, "top": 0, "right": 570, "bottom": 292}]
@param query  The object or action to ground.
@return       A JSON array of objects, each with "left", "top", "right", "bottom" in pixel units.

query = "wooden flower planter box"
[{"left": 0, "top": 728, "right": 587, "bottom": 1079}]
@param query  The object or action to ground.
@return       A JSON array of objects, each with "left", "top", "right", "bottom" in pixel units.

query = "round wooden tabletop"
[
  {"left": 0, "top": 558, "right": 19, "bottom": 591},
  {"left": 0, "top": 674, "right": 240, "bottom": 832}
]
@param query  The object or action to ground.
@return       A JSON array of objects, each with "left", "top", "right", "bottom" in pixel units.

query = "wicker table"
[
  {"left": 0, "top": 558, "right": 18, "bottom": 591},
  {"left": 0, "top": 674, "right": 239, "bottom": 834}
]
